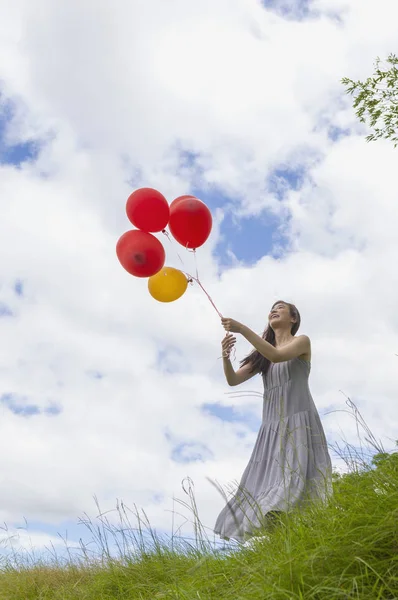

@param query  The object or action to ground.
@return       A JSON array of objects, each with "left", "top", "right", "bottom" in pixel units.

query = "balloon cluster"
[{"left": 116, "top": 188, "right": 213, "bottom": 303}]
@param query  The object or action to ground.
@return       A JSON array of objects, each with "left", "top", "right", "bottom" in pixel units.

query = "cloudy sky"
[{"left": 0, "top": 0, "right": 398, "bottom": 560}]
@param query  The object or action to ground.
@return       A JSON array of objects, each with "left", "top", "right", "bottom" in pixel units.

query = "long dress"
[{"left": 213, "top": 356, "right": 333, "bottom": 542}]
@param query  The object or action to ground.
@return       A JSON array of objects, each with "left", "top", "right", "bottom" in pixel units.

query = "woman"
[{"left": 213, "top": 300, "right": 333, "bottom": 543}]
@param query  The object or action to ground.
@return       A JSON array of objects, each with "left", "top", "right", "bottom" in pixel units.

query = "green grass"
[{"left": 0, "top": 398, "right": 397, "bottom": 599}]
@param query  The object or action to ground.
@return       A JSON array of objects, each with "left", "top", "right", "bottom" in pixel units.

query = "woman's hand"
[
  {"left": 221, "top": 333, "right": 236, "bottom": 358},
  {"left": 221, "top": 317, "right": 243, "bottom": 333}
]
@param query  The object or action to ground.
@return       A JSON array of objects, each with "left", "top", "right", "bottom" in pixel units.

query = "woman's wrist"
[{"left": 239, "top": 324, "right": 249, "bottom": 337}]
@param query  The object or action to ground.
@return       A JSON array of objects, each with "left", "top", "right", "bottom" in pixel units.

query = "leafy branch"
[{"left": 341, "top": 53, "right": 398, "bottom": 147}]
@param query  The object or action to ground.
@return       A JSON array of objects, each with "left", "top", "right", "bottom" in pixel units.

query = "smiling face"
[{"left": 268, "top": 301, "right": 295, "bottom": 330}]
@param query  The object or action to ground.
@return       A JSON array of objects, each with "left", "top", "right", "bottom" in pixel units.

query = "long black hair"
[{"left": 239, "top": 300, "right": 301, "bottom": 377}]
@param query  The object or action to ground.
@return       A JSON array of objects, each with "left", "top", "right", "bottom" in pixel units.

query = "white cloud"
[{"left": 0, "top": 0, "right": 397, "bottom": 555}]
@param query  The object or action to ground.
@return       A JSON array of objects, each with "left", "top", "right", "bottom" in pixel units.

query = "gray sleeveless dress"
[{"left": 214, "top": 356, "right": 333, "bottom": 542}]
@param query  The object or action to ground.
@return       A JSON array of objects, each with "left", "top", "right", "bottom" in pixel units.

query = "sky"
[{"left": 0, "top": 0, "right": 398, "bottom": 562}]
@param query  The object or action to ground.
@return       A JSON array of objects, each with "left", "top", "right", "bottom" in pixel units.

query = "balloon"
[
  {"left": 116, "top": 230, "right": 165, "bottom": 277},
  {"left": 126, "top": 188, "right": 170, "bottom": 233},
  {"left": 148, "top": 266, "right": 188, "bottom": 303},
  {"left": 169, "top": 194, "right": 195, "bottom": 206},
  {"left": 168, "top": 195, "right": 212, "bottom": 249}
]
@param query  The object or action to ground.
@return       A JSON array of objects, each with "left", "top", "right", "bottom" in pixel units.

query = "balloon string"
[
  {"left": 188, "top": 273, "right": 224, "bottom": 318},
  {"left": 187, "top": 248, "right": 223, "bottom": 318},
  {"left": 161, "top": 230, "right": 186, "bottom": 268},
  {"left": 161, "top": 230, "right": 232, "bottom": 361},
  {"left": 193, "top": 248, "right": 199, "bottom": 281},
  {"left": 187, "top": 250, "right": 233, "bottom": 361},
  {"left": 161, "top": 230, "right": 223, "bottom": 318}
]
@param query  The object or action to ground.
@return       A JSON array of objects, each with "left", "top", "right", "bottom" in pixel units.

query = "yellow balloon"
[{"left": 148, "top": 266, "right": 188, "bottom": 303}]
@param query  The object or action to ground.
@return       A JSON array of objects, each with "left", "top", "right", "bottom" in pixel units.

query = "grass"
[{"left": 0, "top": 395, "right": 397, "bottom": 599}]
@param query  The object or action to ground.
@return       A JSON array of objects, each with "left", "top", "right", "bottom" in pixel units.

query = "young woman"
[{"left": 213, "top": 300, "right": 333, "bottom": 543}]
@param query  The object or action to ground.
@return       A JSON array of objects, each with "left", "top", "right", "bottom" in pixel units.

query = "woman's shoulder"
[{"left": 297, "top": 334, "right": 311, "bottom": 362}]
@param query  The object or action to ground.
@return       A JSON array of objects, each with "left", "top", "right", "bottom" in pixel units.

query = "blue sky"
[
  {"left": 0, "top": 102, "right": 39, "bottom": 166},
  {"left": 177, "top": 146, "right": 306, "bottom": 265},
  {"left": 262, "top": 0, "right": 311, "bottom": 19}
]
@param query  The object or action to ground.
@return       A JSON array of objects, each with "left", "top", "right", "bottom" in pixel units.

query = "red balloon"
[
  {"left": 168, "top": 196, "right": 212, "bottom": 249},
  {"left": 170, "top": 194, "right": 195, "bottom": 204},
  {"left": 116, "top": 230, "right": 165, "bottom": 277},
  {"left": 126, "top": 188, "right": 170, "bottom": 233}
]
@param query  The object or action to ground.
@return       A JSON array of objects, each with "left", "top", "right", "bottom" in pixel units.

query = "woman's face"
[{"left": 268, "top": 302, "right": 290, "bottom": 326}]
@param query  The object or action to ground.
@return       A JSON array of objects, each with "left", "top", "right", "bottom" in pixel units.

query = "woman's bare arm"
[{"left": 222, "top": 356, "right": 258, "bottom": 386}]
